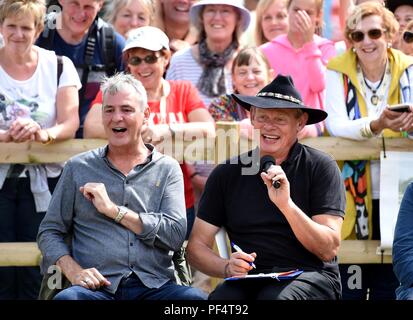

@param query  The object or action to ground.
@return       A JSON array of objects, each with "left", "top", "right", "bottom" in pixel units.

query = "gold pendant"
[{"left": 371, "top": 94, "right": 379, "bottom": 105}]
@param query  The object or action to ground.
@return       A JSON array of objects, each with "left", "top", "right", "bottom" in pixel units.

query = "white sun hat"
[
  {"left": 189, "top": 0, "right": 251, "bottom": 32},
  {"left": 123, "top": 26, "right": 170, "bottom": 53}
]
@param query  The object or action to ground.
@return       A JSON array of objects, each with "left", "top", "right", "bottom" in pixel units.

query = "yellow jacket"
[{"left": 327, "top": 48, "right": 413, "bottom": 239}]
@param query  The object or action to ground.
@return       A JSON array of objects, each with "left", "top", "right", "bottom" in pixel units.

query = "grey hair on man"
[{"left": 101, "top": 72, "right": 148, "bottom": 111}]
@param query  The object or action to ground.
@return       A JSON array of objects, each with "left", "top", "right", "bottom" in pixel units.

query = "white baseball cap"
[
  {"left": 190, "top": 0, "right": 251, "bottom": 32},
  {"left": 123, "top": 26, "right": 170, "bottom": 53}
]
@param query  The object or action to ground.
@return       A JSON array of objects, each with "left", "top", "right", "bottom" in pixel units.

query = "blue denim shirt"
[
  {"left": 393, "top": 182, "right": 413, "bottom": 299},
  {"left": 37, "top": 145, "right": 186, "bottom": 294}
]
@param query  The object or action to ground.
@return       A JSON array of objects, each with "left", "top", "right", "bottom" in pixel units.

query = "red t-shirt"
[
  {"left": 148, "top": 81, "right": 206, "bottom": 209},
  {"left": 91, "top": 80, "right": 205, "bottom": 208}
]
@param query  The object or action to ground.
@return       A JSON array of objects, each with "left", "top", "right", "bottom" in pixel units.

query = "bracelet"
[
  {"left": 360, "top": 121, "right": 376, "bottom": 138},
  {"left": 189, "top": 172, "right": 200, "bottom": 179},
  {"left": 41, "top": 130, "right": 56, "bottom": 145}
]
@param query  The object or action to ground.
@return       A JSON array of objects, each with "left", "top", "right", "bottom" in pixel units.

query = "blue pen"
[{"left": 231, "top": 242, "right": 256, "bottom": 269}]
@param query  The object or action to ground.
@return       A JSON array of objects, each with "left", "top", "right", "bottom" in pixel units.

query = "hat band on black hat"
[{"left": 256, "top": 92, "right": 303, "bottom": 105}]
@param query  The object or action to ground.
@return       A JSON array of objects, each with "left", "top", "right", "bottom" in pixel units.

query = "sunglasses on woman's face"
[
  {"left": 350, "top": 28, "right": 385, "bottom": 42},
  {"left": 403, "top": 31, "right": 413, "bottom": 44},
  {"left": 128, "top": 54, "right": 160, "bottom": 66}
]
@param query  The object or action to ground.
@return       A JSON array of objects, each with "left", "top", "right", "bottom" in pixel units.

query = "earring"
[
  {"left": 352, "top": 47, "right": 356, "bottom": 53},
  {"left": 387, "top": 42, "right": 392, "bottom": 48}
]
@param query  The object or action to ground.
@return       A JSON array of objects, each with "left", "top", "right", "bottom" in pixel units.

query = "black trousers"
[{"left": 209, "top": 271, "right": 339, "bottom": 300}]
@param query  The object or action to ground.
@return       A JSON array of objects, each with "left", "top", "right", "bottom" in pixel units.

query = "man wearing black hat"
[{"left": 187, "top": 75, "right": 346, "bottom": 300}]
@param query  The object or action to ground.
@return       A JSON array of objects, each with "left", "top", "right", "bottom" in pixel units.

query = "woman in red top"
[{"left": 84, "top": 26, "right": 214, "bottom": 242}]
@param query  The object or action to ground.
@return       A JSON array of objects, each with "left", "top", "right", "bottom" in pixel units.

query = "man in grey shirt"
[{"left": 37, "top": 73, "right": 206, "bottom": 300}]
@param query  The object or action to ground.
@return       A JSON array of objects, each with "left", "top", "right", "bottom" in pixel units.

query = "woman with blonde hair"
[
  {"left": 255, "top": 0, "right": 289, "bottom": 46},
  {"left": 0, "top": 0, "right": 80, "bottom": 299},
  {"left": 153, "top": 0, "right": 198, "bottom": 53},
  {"left": 104, "top": 0, "right": 154, "bottom": 38},
  {"left": 325, "top": 1, "right": 413, "bottom": 299}
]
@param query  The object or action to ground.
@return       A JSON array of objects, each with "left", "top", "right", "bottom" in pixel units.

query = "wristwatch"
[{"left": 114, "top": 206, "right": 128, "bottom": 223}]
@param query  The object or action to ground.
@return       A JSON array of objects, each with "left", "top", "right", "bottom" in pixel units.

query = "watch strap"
[{"left": 114, "top": 206, "right": 128, "bottom": 223}]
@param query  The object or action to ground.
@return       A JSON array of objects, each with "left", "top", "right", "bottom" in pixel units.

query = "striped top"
[{"left": 166, "top": 47, "right": 234, "bottom": 107}]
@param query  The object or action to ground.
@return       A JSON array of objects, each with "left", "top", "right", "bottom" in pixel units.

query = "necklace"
[
  {"left": 364, "top": 75, "right": 384, "bottom": 105},
  {"left": 356, "top": 60, "right": 391, "bottom": 107}
]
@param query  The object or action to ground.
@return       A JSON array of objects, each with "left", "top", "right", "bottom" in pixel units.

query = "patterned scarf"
[
  {"left": 197, "top": 38, "right": 238, "bottom": 97},
  {"left": 342, "top": 75, "right": 369, "bottom": 239}
]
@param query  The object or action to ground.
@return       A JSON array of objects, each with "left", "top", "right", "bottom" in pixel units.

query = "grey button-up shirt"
[{"left": 37, "top": 145, "right": 186, "bottom": 294}]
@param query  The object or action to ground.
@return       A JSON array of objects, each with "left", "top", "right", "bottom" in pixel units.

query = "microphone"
[{"left": 260, "top": 155, "right": 281, "bottom": 189}]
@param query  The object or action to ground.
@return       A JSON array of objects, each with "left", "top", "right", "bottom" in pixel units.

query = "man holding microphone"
[{"left": 187, "top": 75, "right": 346, "bottom": 300}]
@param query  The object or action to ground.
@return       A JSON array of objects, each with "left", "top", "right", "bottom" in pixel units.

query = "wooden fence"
[{"left": 0, "top": 122, "right": 411, "bottom": 267}]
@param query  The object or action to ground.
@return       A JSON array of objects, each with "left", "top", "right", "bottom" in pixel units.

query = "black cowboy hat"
[
  {"left": 232, "top": 74, "right": 327, "bottom": 125},
  {"left": 386, "top": 0, "right": 412, "bottom": 13}
]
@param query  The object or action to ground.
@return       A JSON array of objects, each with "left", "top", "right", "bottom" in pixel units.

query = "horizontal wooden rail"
[
  {"left": 338, "top": 240, "right": 392, "bottom": 264},
  {"left": 0, "top": 131, "right": 412, "bottom": 164},
  {"left": 0, "top": 240, "right": 392, "bottom": 267},
  {"left": 0, "top": 243, "right": 42, "bottom": 267}
]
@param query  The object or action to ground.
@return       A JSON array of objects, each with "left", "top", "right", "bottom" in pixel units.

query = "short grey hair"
[{"left": 101, "top": 72, "right": 148, "bottom": 112}]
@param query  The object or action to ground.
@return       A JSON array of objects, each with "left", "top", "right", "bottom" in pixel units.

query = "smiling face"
[
  {"left": 261, "top": 0, "right": 288, "bottom": 42},
  {"left": 394, "top": 5, "right": 413, "bottom": 35},
  {"left": 161, "top": 0, "right": 194, "bottom": 25},
  {"left": 102, "top": 86, "right": 149, "bottom": 148},
  {"left": 0, "top": 12, "right": 40, "bottom": 53},
  {"left": 351, "top": 14, "right": 388, "bottom": 66},
  {"left": 59, "top": 0, "right": 103, "bottom": 39},
  {"left": 202, "top": 4, "right": 238, "bottom": 43},
  {"left": 232, "top": 57, "right": 271, "bottom": 96},
  {"left": 126, "top": 48, "right": 169, "bottom": 94},
  {"left": 250, "top": 107, "right": 307, "bottom": 159},
  {"left": 113, "top": 0, "right": 151, "bottom": 38}
]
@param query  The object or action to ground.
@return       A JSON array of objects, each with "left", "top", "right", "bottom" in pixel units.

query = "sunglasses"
[
  {"left": 128, "top": 54, "right": 160, "bottom": 66},
  {"left": 403, "top": 31, "right": 413, "bottom": 44},
  {"left": 350, "top": 28, "right": 385, "bottom": 42}
]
